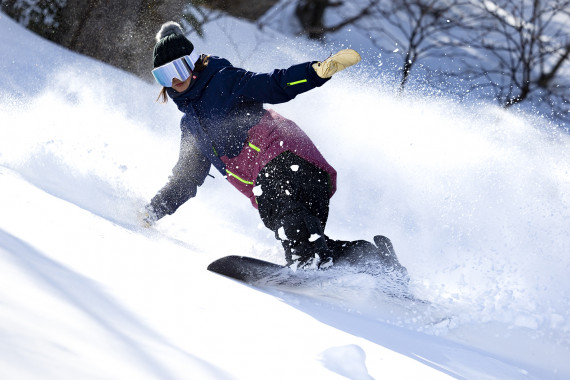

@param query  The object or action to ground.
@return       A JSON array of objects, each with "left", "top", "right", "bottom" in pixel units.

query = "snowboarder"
[{"left": 140, "top": 21, "right": 407, "bottom": 279}]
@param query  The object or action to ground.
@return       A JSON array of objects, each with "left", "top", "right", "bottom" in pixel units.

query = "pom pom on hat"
[
  {"left": 153, "top": 21, "right": 195, "bottom": 68},
  {"left": 155, "top": 21, "right": 184, "bottom": 42}
]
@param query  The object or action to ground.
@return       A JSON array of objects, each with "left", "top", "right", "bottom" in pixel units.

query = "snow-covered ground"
[{"left": 1, "top": 11, "right": 569, "bottom": 380}]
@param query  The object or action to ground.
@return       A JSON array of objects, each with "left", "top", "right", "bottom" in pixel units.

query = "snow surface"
[{"left": 1, "top": 11, "right": 570, "bottom": 380}]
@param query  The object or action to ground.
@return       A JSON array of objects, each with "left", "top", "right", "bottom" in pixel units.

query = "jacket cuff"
[{"left": 307, "top": 61, "right": 331, "bottom": 87}]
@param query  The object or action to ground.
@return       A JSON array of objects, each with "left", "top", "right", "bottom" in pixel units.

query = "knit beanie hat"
[{"left": 153, "top": 22, "right": 194, "bottom": 68}]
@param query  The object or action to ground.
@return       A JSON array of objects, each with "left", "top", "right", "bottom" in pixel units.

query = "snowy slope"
[{"left": 1, "top": 11, "right": 570, "bottom": 380}]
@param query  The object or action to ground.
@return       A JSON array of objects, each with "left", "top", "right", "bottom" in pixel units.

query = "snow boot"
[{"left": 283, "top": 215, "right": 334, "bottom": 269}]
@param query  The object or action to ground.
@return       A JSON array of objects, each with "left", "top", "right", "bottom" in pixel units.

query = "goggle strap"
[{"left": 186, "top": 51, "right": 200, "bottom": 71}]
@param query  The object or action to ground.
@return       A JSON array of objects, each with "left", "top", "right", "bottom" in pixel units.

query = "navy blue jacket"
[{"left": 150, "top": 56, "right": 329, "bottom": 219}]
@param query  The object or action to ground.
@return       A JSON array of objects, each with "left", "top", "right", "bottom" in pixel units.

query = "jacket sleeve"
[
  {"left": 225, "top": 61, "right": 330, "bottom": 104},
  {"left": 149, "top": 130, "right": 211, "bottom": 220}
]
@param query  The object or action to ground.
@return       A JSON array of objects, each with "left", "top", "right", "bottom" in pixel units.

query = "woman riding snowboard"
[{"left": 141, "top": 21, "right": 407, "bottom": 281}]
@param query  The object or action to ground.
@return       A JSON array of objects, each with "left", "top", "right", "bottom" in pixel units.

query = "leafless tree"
[
  {"left": 182, "top": 0, "right": 223, "bottom": 38},
  {"left": 454, "top": 0, "right": 570, "bottom": 117},
  {"left": 358, "top": 0, "right": 472, "bottom": 92}
]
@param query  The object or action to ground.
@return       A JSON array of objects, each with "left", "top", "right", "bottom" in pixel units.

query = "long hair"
[{"left": 156, "top": 54, "right": 210, "bottom": 103}]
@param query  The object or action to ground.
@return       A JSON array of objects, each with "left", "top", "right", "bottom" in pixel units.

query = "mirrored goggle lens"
[{"left": 152, "top": 53, "right": 197, "bottom": 87}]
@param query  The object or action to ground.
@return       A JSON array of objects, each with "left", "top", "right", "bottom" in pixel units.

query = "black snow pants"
[{"left": 256, "top": 152, "right": 378, "bottom": 266}]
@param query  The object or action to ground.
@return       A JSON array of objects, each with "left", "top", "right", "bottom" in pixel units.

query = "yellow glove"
[{"left": 312, "top": 49, "right": 361, "bottom": 78}]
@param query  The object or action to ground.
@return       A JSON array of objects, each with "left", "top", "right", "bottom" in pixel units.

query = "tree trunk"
[{"left": 295, "top": 0, "right": 329, "bottom": 39}]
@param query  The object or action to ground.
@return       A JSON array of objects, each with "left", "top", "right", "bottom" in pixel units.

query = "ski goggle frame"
[{"left": 151, "top": 51, "right": 200, "bottom": 87}]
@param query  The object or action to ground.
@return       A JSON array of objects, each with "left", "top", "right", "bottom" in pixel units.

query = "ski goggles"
[{"left": 151, "top": 51, "right": 200, "bottom": 87}]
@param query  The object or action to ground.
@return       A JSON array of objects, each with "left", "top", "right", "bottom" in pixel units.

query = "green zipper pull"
[{"left": 286, "top": 79, "right": 308, "bottom": 87}]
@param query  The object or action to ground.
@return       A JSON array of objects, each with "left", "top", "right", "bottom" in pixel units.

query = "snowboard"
[
  {"left": 207, "top": 255, "right": 455, "bottom": 329},
  {"left": 208, "top": 254, "right": 414, "bottom": 298}
]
